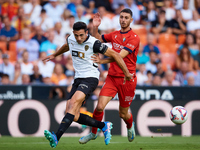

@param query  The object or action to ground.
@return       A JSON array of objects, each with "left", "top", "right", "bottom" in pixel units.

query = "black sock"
[
  {"left": 77, "top": 113, "right": 105, "bottom": 129},
  {"left": 56, "top": 113, "right": 74, "bottom": 141}
]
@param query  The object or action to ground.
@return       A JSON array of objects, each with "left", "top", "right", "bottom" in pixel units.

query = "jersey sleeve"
[
  {"left": 101, "top": 32, "right": 113, "bottom": 43},
  {"left": 93, "top": 40, "right": 108, "bottom": 54},
  {"left": 123, "top": 36, "right": 140, "bottom": 53}
]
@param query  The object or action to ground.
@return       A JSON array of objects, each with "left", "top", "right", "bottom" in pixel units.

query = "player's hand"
[
  {"left": 42, "top": 54, "right": 55, "bottom": 62},
  {"left": 91, "top": 54, "right": 101, "bottom": 64},
  {"left": 123, "top": 73, "right": 133, "bottom": 84},
  {"left": 93, "top": 12, "right": 101, "bottom": 27}
]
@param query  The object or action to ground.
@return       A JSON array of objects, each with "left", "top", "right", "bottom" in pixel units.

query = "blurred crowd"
[{"left": 0, "top": 0, "right": 200, "bottom": 89}]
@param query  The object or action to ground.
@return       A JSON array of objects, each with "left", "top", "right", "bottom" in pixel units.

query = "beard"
[{"left": 120, "top": 21, "right": 131, "bottom": 29}]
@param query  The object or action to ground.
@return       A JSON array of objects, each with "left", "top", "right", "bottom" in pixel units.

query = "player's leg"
[
  {"left": 119, "top": 105, "right": 135, "bottom": 142},
  {"left": 79, "top": 75, "right": 117, "bottom": 144},
  {"left": 117, "top": 76, "right": 137, "bottom": 142}
]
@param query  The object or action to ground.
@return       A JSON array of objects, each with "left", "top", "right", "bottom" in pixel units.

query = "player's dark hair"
[
  {"left": 120, "top": 8, "right": 132, "bottom": 17},
  {"left": 73, "top": 21, "right": 87, "bottom": 32}
]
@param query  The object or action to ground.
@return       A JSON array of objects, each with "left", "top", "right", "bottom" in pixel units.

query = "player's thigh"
[
  {"left": 96, "top": 95, "right": 113, "bottom": 111},
  {"left": 118, "top": 77, "right": 137, "bottom": 108}
]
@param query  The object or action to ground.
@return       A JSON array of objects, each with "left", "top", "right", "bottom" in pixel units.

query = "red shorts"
[{"left": 99, "top": 75, "right": 137, "bottom": 107}]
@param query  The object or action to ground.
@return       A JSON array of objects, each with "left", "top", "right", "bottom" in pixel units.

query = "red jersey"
[
  {"left": 102, "top": 29, "right": 140, "bottom": 77},
  {"left": 1, "top": 3, "right": 19, "bottom": 20}
]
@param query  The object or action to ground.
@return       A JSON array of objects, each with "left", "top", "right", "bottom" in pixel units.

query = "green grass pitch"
[{"left": 0, "top": 136, "right": 200, "bottom": 150}]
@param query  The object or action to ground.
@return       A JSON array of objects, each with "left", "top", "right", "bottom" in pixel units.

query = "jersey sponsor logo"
[
  {"left": 125, "top": 96, "right": 134, "bottom": 101},
  {"left": 72, "top": 50, "right": 85, "bottom": 59},
  {"left": 127, "top": 43, "right": 135, "bottom": 49},
  {"left": 113, "top": 42, "right": 124, "bottom": 50},
  {"left": 85, "top": 45, "right": 89, "bottom": 51},
  {"left": 79, "top": 84, "right": 88, "bottom": 89}
]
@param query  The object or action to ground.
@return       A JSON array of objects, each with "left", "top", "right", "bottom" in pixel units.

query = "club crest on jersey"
[
  {"left": 85, "top": 45, "right": 89, "bottom": 51},
  {"left": 123, "top": 37, "right": 126, "bottom": 42}
]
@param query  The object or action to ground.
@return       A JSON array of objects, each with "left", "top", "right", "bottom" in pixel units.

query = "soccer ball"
[{"left": 169, "top": 106, "right": 188, "bottom": 125}]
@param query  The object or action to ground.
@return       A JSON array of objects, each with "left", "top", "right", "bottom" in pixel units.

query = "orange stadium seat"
[
  {"left": 0, "top": 41, "right": 7, "bottom": 52},
  {"left": 139, "top": 34, "right": 147, "bottom": 45},
  {"left": 7, "top": 50, "right": 17, "bottom": 63},
  {"left": 157, "top": 44, "right": 168, "bottom": 53},
  {"left": 178, "top": 34, "right": 186, "bottom": 45},
  {"left": 158, "top": 44, "right": 178, "bottom": 53},
  {"left": 158, "top": 33, "right": 176, "bottom": 47},
  {"left": 132, "top": 26, "right": 147, "bottom": 36},
  {"left": 161, "top": 53, "right": 177, "bottom": 71},
  {"left": 9, "top": 41, "right": 17, "bottom": 51}
]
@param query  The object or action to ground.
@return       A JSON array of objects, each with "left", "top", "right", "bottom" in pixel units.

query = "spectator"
[
  {"left": 195, "top": 29, "right": 200, "bottom": 45},
  {"left": 141, "top": 0, "right": 157, "bottom": 30},
  {"left": 53, "top": 22, "right": 66, "bottom": 47},
  {"left": 30, "top": 64, "right": 43, "bottom": 84},
  {"left": 51, "top": 63, "right": 67, "bottom": 85},
  {"left": 1, "top": 0, "right": 19, "bottom": 20},
  {"left": 64, "top": 54, "right": 74, "bottom": 73},
  {"left": 187, "top": 75, "right": 195, "bottom": 86},
  {"left": 20, "top": 50, "right": 33, "bottom": 75},
  {"left": 0, "top": 49, "right": 3, "bottom": 64},
  {"left": 43, "top": 0, "right": 64, "bottom": 23},
  {"left": 186, "top": 10, "right": 200, "bottom": 34},
  {"left": 87, "top": 18, "right": 94, "bottom": 35},
  {"left": 174, "top": 0, "right": 183, "bottom": 9},
  {"left": 162, "top": 0, "right": 176, "bottom": 21},
  {"left": 111, "top": 0, "right": 126, "bottom": 11},
  {"left": 154, "top": 59, "right": 165, "bottom": 78},
  {"left": 0, "top": 15, "right": 4, "bottom": 31},
  {"left": 145, "top": 70, "right": 153, "bottom": 86},
  {"left": 82, "top": 0, "right": 96, "bottom": 14},
  {"left": 34, "top": 9, "right": 54, "bottom": 32},
  {"left": 11, "top": 6, "right": 31, "bottom": 36},
  {"left": 0, "top": 74, "right": 10, "bottom": 85},
  {"left": 21, "top": 74, "right": 31, "bottom": 85},
  {"left": 175, "top": 61, "right": 190, "bottom": 85},
  {"left": 61, "top": 9, "right": 71, "bottom": 32},
  {"left": 146, "top": 51, "right": 158, "bottom": 74},
  {"left": 17, "top": 28, "right": 40, "bottom": 62},
  {"left": 97, "top": 6, "right": 113, "bottom": 34},
  {"left": 75, "top": 5, "right": 89, "bottom": 25},
  {"left": 193, "top": 53, "right": 200, "bottom": 70},
  {"left": 23, "top": 0, "right": 42, "bottom": 23},
  {"left": 181, "top": 0, "right": 193, "bottom": 23},
  {"left": 161, "top": 70, "right": 180, "bottom": 86},
  {"left": 66, "top": 0, "right": 82, "bottom": 16},
  {"left": 32, "top": 26, "right": 47, "bottom": 45},
  {"left": 186, "top": 70, "right": 200, "bottom": 86},
  {"left": 125, "top": 0, "right": 140, "bottom": 24},
  {"left": 152, "top": 74, "right": 162, "bottom": 86},
  {"left": 143, "top": 33, "right": 160, "bottom": 56},
  {"left": 136, "top": 43, "right": 149, "bottom": 70},
  {"left": 151, "top": 9, "right": 172, "bottom": 36},
  {"left": 37, "top": 51, "right": 55, "bottom": 77},
  {"left": 0, "top": 54, "right": 14, "bottom": 81},
  {"left": 65, "top": 69, "right": 75, "bottom": 85},
  {"left": 40, "top": 30, "right": 57, "bottom": 56},
  {"left": 195, "top": 0, "right": 200, "bottom": 14},
  {"left": 136, "top": 63, "right": 148, "bottom": 86},
  {"left": 171, "top": 9, "right": 186, "bottom": 35},
  {"left": 112, "top": 4, "right": 125, "bottom": 30},
  {"left": 178, "top": 33, "right": 199, "bottom": 57},
  {"left": 63, "top": 15, "right": 75, "bottom": 34},
  {"left": 176, "top": 46, "right": 196, "bottom": 71},
  {"left": 42, "top": 74, "right": 53, "bottom": 85},
  {"left": 0, "top": 16, "right": 18, "bottom": 42},
  {"left": 12, "top": 61, "right": 22, "bottom": 84}
]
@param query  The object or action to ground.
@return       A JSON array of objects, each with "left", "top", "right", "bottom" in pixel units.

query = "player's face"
[
  {"left": 119, "top": 12, "right": 133, "bottom": 29},
  {"left": 73, "top": 29, "right": 88, "bottom": 44}
]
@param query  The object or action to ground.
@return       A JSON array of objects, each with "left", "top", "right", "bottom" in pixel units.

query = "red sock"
[
  {"left": 92, "top": 109, "right": 104, "bottom": 134},
  {"left": 124, "top": 113, "right": 133, "bottom": 129}
]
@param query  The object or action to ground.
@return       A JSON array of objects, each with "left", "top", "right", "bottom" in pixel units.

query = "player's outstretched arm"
[
  {"left": 104, "top": 48, "right": 132, "bottom": 81},
  {"left": 92, "top": 49, "right": 130, "bottom": 64},
  {"left": 42, "top": 43, "right": 69, "bottom": 62},
  {"left": 93, "top": 13, "right": 103, "bottom": 42}
]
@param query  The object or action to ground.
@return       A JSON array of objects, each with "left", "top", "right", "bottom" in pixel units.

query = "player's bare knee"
[
  {"left": 119, "top": 112, "right": 126, "bottom": 119},
  {"left": 96, "top": 104, "right": 104, "bottom": 112}
]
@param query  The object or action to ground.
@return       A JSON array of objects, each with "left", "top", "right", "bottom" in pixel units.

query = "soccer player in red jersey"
[{"left": 79, "top": 8, "right": 140, "bottom": 143}]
